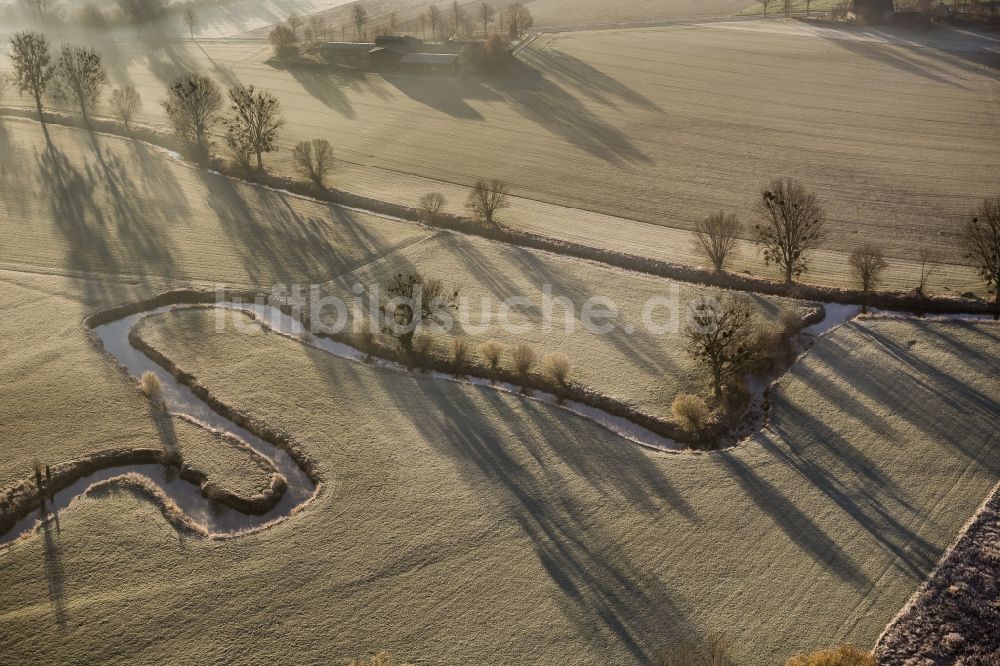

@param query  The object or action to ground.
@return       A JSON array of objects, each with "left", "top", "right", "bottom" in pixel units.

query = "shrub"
[
  {"left": 785, "top": 646, "right": 876, "bottom": 666},
  {"left": 511, "top": 343, "right": 535, "bottom": 389},
  {"left": 418, "top": 192, "right": 446, "bottom": 222},
  {"left": 480, "top": 340, "right": 504, "bottom": 381},
  {"left": 451, "top": 336, "right": 470, "bottom": 371},
  {"left": 140, "top": 371, "right": 162, "bottom": 399},
  {"left": 777, "top": 307, "right": 803, "bottom": 335},
  {"left": 542, "top": 352, "right": 571, "bottom": 388},
  {"left": 671, "top": 394, "right": 710, "bottom": 433}
]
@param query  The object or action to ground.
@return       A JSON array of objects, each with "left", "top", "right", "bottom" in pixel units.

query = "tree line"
[
  {"left": 691, "top": 178, "right": 1000, "bottom": 311},
  {"left": 6, "top": 32, "right": 1000, "bottom": 315}
]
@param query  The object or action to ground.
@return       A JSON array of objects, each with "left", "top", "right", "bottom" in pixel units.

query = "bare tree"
[
  {"left": 20, "top": 0, "right": 50, "bottom": 21},
  {"left": 52, "top": 45, "right": 107, "bottom": 124},
  {"left": 379, "top": 273, "right": 460, "bottom": 351},
  {"left": 161, "top": 72, "right": 223, "bottom": 154},
  {"left": 109, "top": 86, "right": 143, "bottom": 130},
  {"left": 479, "top": 2, "right": 495, "bottom": 36},
  {"left": 805, "top": 0, "right": 814, "bottom": 13},
  {"left": 693, "top": 211, "right": 741, "bottom": 272},
  {"left": 849, "top": 245, "right": 888, "bottom": 313},
  {"left": 506, "top": 2, "right": 533, "bottom": 39},
  {"left": 292, "top": 139, "right": 334, "bottom": 190},
  {"left": 753, "top": 178, "right": 825, "bottom": 284},
  {"left": 783, "top": 0, "right": 793, "bottom": 16},
  {"left": 0, "top": 71, "right": 12, "bottom": 99},
  {"left": 269, "top": 24, "right": 299, "bottom": 59},
  {"left": 9, "top": 32, "right": 54, "bottom": 130},
  {"left": 419, "top": 192, "right": 447, "bottom": 221},
  {"left": 352, "top": 3, "right": 369, "bottom": 40},
  {"left": 757, "top": 0, "right": 773, "bottom": 15},
  {"left": 466, "top": 178, "right": 510, "bottom": 225},
  {"left": 916, "top": 247, "right": 935, "bottom": 297},
  {"left": 964, "top": 196, "right": 1000, "bottom": 309},
  {"left": 183, "top": 7, "right": 198, "bottom": 39},
  {"left": 428, "top": 5, "right": 442, "bottom": 40},
  {"left": 119, "top": 0, "right": 164, "bottom": 36},
  {"left": 225, "top": 84, "right": 283, "bottom": 171},
  {"left": 451, "top": 1, "right": 464, "bottom": 37},
  {"left": 686, "top": 296, "right": 762, "bottom": 398}
]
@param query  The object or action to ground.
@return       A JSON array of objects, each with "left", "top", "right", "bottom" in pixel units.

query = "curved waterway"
[{"left": 2, "top": 301, "right": 862, "bottom": 546}]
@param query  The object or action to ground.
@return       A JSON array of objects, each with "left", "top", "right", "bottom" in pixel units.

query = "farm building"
[
  {"left": 320, "top": 35, "right": 462, "bottom": 74},
  {"left": 320, "top": 42, "right": 374, "bottom": 66},
  {"left": 400, "top": 52, "right": 461, "bottom": 74},
  {"left": 850, "top": 0, "right": 895, "bottom": 24}
]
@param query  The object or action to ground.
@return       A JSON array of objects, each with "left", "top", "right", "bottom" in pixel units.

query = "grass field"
[
  {"left": 1, "top": 305, "right": 996, "bottom": 664},
  {"left": 2, "top": 17, "right": 995, "bottom": 294},
  {"left": 0, "top": 84, "right": 999, "bottom": 662}
]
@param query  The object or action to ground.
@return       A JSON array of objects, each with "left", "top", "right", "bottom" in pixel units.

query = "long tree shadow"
[
  {"left": 520, "top": 46, "right": 663, "bottom": 113},
  {"left": 41, "top": 518, "right": 68, "bottom": 628},
  {"left": 491, "top": 57, "right": 652, "bottom": 165},
  {"left": 283, "top": 66, "right": 358, "bottom": 119},
  {"left": 719, "top": 451, "right": 873, "bottom": 590},
  {"left": 375, "top": 373, "right": 700, "bottom": 660}
]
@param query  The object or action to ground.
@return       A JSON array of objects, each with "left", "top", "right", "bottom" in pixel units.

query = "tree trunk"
[
  {"left": 256, "top": 151, "right": 263, "bottom": 172},
  {"left": 713, "top": 366, "right": 722, "bottom": 398},
  {"left": 399, "top": 328, "right": 415, "bottom": 352}
]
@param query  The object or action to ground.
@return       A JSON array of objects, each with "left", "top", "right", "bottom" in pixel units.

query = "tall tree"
[
  {"left": 110, "top": 86, "right": 143, "bottom": 130},
  {"left": 183, "top": 7, "right": 198, "bottom": 39},
  {"left": 466, "top": 178, "right": 510, "bottom": 225},
  {"left": 352, "top": 3, "right": 368, "bottom": 40},
  {"left": 964, "top": 196, "right": 1000, "bottom": 309},
  {"left": 161, "top": 72, "right": 223, "bottom": 154},
  {"left": 20, "top": 0, "right": 50, "bottom": 21},
  {"left": 451, "top": 1, "right": 464, "bottom": 37},
  {"left": 479, "top": 2, "right": 495, "bottom": 36},
  {"left": 428, "top": 5, "right": 442, "bottom": 39},
  {"left": 9, "top": 32, "right": 54, "bottom": 129},
  {"left": 693, "top": 211, "right": 741, "bottom": 273},
  {"left": 686, "top": 296, "right": 761, "bottom": 398},
  {"left": 379, "top": 273, "right": 460, "bottom": 351},
  {"left": 53, "top": 45, "right": 107, "bottom": 123},
  {"left": 753, "top": 177, "right": 825, "bottom": 284},
  {"left": 849, "top": 245, "right": 888, "bottom": 313},
  {"left": 225, "top": 84, "right": 284, "bottom": 172},
  {"left": 506, "top": 2, "right": 533, "bottom": 39}
]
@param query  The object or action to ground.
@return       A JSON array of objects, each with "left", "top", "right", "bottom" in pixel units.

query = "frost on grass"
[{"left": 876, "top": 485, "right": 1000, "bottom": 663}]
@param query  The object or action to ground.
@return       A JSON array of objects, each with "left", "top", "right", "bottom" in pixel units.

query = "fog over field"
[{"left": 1, "top": 0, "right": 999, "bottom": 664}]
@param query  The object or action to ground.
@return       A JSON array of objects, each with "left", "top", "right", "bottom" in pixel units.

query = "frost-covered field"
[
  {"left": 2, "top": 300, "right": 997, "bottom": 664},
  {"left": 2, "top": 18, "right": 995, "bottom": 292}
]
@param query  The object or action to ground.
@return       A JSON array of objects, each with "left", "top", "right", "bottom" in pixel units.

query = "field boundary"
[{"left": 3, "top": 109, "right": 997, "bottom": 316}]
